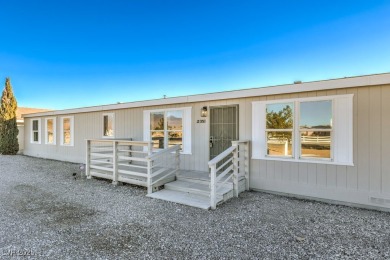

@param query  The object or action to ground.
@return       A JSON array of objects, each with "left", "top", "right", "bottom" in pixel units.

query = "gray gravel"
[{"left": 0, "top": 155, "right": 390, "bottom": 259}]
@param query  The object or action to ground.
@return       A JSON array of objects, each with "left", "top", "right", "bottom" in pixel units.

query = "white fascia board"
[{"left": 23, "top": 73, "right": 390, "bottom": 118}]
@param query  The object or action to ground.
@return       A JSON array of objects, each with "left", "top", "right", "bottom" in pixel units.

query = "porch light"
[{"left": 201, "top": 106, "right": 208, "bottom": 117}]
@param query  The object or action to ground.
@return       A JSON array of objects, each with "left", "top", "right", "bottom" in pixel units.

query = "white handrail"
[
  {"left": 208, "top": 140, "right": 250, "bottom": 209},
  {"left": 208, "top": 146, "right": 236, "bottom": 166},
  {"left": 146, "top": 145, "right": 181, "bottom": 160}
]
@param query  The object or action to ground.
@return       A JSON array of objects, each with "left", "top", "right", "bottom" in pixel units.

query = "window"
[
  {"left": 60, "top": 116, "right": 74, "bottom": 146},
  {"left": 103, "top": 113, "right": 115, "bottom": 137},
  {"left": 252, "top": 94, "right": 353, "bottom": 165},
  {"left": 144, "top": 107, "right": 192, "bottom": 154},
  {"left": 266, "top": 102, "right": 294, "bottom": 157},
  {"left": 31, "top": 119, "right": 41, "bottom": 144},
  {"left": 299, "top": 100, "right": 332, "bottom": 159},
  {"left": 45, "top": 117, "right": 56, "bottom": 145}
]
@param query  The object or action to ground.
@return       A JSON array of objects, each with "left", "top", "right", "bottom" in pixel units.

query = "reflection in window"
[
  {"left": 300, "top": 101, "right": 332, "bottom": 159},
  {"left": 167, "top": 111, "right": 183, "bottom": 149},
  {"left": 103, "top": 114, "right": 114, "bottom": 137},
  {"left": 47, "top": 119, "right": 54, "bottom": 144},
  {"left": 32, "top": 120, "right": 39, "bottom": 143},
  {"left": 266, "top": 103, "right": 293, "bottom": 157},
  {"left": 150, "top": 110, "right": 183, "bottom": 150},
  {"left": 267, "top": 131, "right": 293, "bottom": 156},
  {"left": 63, "top": 118, "right": 71, "bottom": 145},
  {"left": 300, "top": 101, "right": 332, "bottom": 129}
]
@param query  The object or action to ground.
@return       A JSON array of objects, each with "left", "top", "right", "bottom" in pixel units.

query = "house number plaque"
[{"left": 196, "top": 119, "right": 206, "bottom": 123}]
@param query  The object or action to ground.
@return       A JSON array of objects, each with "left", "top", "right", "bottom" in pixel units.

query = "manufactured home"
[{"left": 23, "top": 73, "right": 390, "bottom": 210}]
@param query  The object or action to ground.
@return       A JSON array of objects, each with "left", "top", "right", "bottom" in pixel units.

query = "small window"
[
  {"left": 60, "top": 116, "right": 74, "bottom": 146},
  {"left": 45, "top": 117, "right": 56, "bottom": 145},
  {"left": 31, "top": 119, "right": 41, "bottom": 144},
  {"left": 103, "top": 113, "right": 115, "bottom": 137}
]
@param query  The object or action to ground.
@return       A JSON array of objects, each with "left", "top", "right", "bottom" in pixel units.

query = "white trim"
[
  {"left": 23, "top": 73, "right": 390, "bottom": 118},
  {"left": 252, "top": 102, "right": 266, "bottom": 159},
  {"left": 252, "top": 94, "right": 354, "bottom": 166},
  {"left": 143, "top": 107, "right": 192, "bottom": 154},
  {"left": 44, "top": 117, "right": 56, "bottom": 145},
  {"left": 182, "top": 107, "right": 192, "bottom": 154},
  {"left": 102, "top": 113, "right": 115, "bottom": 138},
  {"left": 30, "top": 119, "right": 41, "bottom": 144},
  {"left": 60, "top": 116, "right": 74, "bottom": 146}
]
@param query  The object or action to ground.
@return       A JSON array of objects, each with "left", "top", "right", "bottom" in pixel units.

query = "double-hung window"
[
  {"left": 299, "top": 100, "right": 332, "bottom": 159},
  {"left": 45, "top": 117, "right": 56, "bottom": 145},
  {"left": 266, "top": 102, "right": 294, "bottom": 157},
  {"left": 253, "top": 94, "right": 353, "bottom": 165},
  {"left": 144, "top": 107, "right": 192, "bottom": 154},
  {"left": 31, "top": 119, "right": 41, "bottom": 144},
  {"left": 60, "top": 116, "right": 74, "bottom": 146},
  {"left": 103, "top": 113, "right": 114, "bottom": 137}
]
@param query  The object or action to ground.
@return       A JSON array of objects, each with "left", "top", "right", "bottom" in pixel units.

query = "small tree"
[{"left": 0, "top": 78, "right": 19, "bottom": 154}]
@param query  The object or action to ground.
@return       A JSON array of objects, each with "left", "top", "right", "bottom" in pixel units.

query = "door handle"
[{"left": 209, "top": 136, "right": 214, "bottom": 148}]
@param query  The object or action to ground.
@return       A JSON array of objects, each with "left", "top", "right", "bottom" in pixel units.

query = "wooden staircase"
[{"left": 147, "top": 171, "right": 243, "bottom": 209}]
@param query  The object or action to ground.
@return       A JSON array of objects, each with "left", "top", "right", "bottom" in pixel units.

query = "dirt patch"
[{"left": 7, "top": 184, "right": 97, "bottom": 226}]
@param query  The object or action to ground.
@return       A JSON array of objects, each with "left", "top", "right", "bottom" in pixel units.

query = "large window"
[
  {"left": 45, "top": 117, "right": 56, "bottom": 145},
  {"left": 252, "top": 94, "right": 353, "bottom": 165},
  {"left": 103, "top": 113, "right": 114, "bottom": 137},
  {"left": 31, "top": 119, "right": 41, "bottom": 144},
  {"left": 60, "top": 116, "right": 74, "bottom": 146},
  {"left": 144, "top": 107, "right": 192, "bottom": 154}
]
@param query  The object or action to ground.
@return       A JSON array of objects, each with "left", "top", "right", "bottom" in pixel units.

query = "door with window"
[{"left": 209, "top": 105, "right": 239, "bottom": 160}]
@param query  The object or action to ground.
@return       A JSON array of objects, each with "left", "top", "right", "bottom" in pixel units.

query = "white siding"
[{"left": 23, "top": 84, "right": 390, "bottom": 210}]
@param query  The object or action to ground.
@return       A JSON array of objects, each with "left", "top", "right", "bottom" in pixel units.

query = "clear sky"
[{"left": 1, "top": 0, "right": 390, "bottom": 110}]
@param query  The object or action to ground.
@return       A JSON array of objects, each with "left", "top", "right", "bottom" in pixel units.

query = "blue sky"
[{"left": 1, "top": 1, "right": 390, "bottom": 109}]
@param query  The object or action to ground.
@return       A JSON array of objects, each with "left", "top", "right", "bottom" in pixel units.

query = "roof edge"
[{"left": 23, "top": 72, "right": 390, "bottom": 118}]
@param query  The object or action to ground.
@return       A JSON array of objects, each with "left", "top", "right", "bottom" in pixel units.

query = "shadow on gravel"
[{"left": 7, "top": 184, "right": 97, "bottom": 226}]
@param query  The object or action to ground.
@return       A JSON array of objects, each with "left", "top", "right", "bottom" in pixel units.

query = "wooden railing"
[
  {"left": 208, "top": 140, "right": 250, "bottom": 209},
  {"left": 86, "top": 139, "right": 180, "bottom": 193},
  {"left": 145, "top": 145, "right": 180, "bottom": 194}
]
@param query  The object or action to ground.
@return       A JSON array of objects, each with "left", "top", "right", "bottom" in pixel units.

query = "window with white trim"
[
  {"left": 60, "top": 116, "right": 74, "bottom": 146},
  {"left": 252, "top": 94, "right": 353, "bottom": 165},
  {"left": 45, "top": 117, "right": 56, "bottom": 145},
  {"left": 31, "top": 119, "right": 41, "bottom": 144},
  {"left": 103, "top": 113, "right": 114, "bottom": 137},
  {"left": 143, "top": 107, "right": 192, "bottom": 154}
]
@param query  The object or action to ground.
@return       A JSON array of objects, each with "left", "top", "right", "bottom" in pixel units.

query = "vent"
[{"left": 370, "top": 196, "right": 390, "bottom": 206}]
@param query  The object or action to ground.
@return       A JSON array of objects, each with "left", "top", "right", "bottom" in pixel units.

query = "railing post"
[
  {"left": 210, "top": 164, "right": 217, "bottom": 210},
  {"left": 147, "top": 159, "right": 153, "bottom": 194},
  {"left": 112, "top": 141, "right": 118, "bottom": 185},
  {"left": 86, "top": 140, "right": 91, "bottom": 179},
  {"left": 244, "top": 141, "right": 250, "bottom": 191},
  {"left": 232, "top": 142, "right": 239, "bottom": 197},
  {"left": 175, "top": 148, "right": 180, "bottom": 178},
  {"left": 147, "top": 142, "right": 153, "bottom": 156}
]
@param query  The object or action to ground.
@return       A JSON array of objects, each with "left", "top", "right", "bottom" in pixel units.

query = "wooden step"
[
  {"left": 146, "top": 190, "right": 211, "bottom": 209},
  {"left": 165, "top": 179, "right": 232, "bottom": 197}
]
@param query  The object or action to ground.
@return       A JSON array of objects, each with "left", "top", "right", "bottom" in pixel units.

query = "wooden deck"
[{"left": 86, "top": 139, "right": 250, "bottom": 210}]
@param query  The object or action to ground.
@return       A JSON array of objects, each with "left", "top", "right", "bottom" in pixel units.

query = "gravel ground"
[{"left": 0, "top": 155, "right": 390, "bottom": 259}]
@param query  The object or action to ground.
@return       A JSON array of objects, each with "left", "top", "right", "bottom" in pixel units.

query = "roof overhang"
[{"left": 23, "top": 72, "right": 390, "bottom": 118}]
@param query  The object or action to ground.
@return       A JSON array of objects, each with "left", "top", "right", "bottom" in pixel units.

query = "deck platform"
[{"left": 147, "top": 170, "right": 244, "bottom": 209}]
